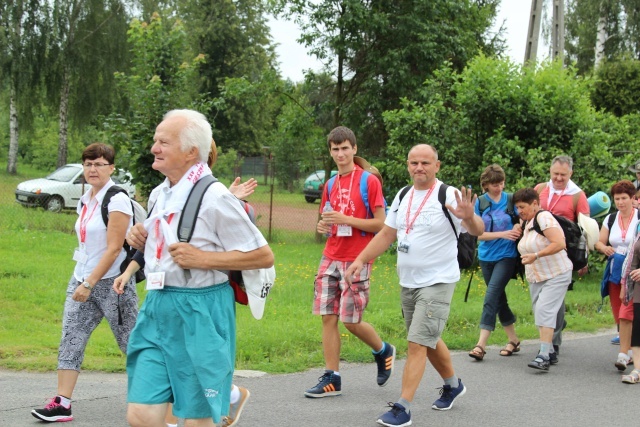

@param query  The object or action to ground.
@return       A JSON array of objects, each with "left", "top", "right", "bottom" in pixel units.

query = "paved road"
[{"left": 2, "top": 330, "right": 639, "bottom": 427}]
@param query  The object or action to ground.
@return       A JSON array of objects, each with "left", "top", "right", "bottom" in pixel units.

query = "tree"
[
  {"left": 0, "top": 0, "right": 49, "bottom": 174},
  {"left": 45, "top": 0, "right": 130, "bottom": 167},
  {"left": 104, "top": 12, "right": 208, "bottom": 197},
  {"left": 381, "top": 57, "right": 640, "bottom": 196},
  {"left": 565, "top": 0, "right": 640, "bottom": 74},
  {"left": 277, "top": 0, "right": 502, "bottom": 157},
  {"left": 592, "top": 57, "right": 640, "bottom": 116},
  {"left": 176, "top": 0, "right": 277, "bottom": 155}
]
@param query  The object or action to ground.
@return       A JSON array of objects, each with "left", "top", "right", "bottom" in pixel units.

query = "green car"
[{"left": 303, "top": 170, "right": 338, "bottom": 203}]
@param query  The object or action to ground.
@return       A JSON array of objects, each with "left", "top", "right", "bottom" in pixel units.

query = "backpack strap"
[
  {"left": 177, "top": 175, "right": 219, "bottom": 242},
  {"left": 478, "top": 194, "right": 491, "bottom": 215},
  {"left": 325, "top": 174, "right": 337, "bottom": 202},
  {"left": 437, "top": 184, "right": 459, "bottom": 242},
  {"left": 88, "top": 185, "right": 128, "bottom": 227},
  {"left": 394, "top": 185, "right": 413, "bottom": 212},
  {"left": 531, "top": 210, "right": 545, "bottom": 237},
  {"left": 360, "top": 171, "right": 372, "bottom": 218}
]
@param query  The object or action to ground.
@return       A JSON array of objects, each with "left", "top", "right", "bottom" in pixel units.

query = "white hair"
[{"left": 164, "top": 109, "right": 212, "bottom": 162}]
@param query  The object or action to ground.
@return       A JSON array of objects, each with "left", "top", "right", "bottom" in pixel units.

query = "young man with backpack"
[
  {"left": 535, "top": 155, "right": 590, "bottom": 359},
  {"left": 305, "top": 126, "right": 396, "bottom": 398},
  {"left": 345, "top": 144, "right": 484, "bottom": 427}
]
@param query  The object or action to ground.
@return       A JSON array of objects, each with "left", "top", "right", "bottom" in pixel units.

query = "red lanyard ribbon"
[
  {"left": 405, "top": 183, "right": 436, "bottom": 234},
  {"left": 154, "top": 213, "right": 175, "bottom": 264},
  {"left": 79, "top": 201, "right": 100, "bottom": 244}
]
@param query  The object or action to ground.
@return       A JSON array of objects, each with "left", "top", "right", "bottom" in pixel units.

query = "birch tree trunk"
[
  {"left": 57, "top": 66, "right": 70, "bottom": 168},
  {"left": 594, "top": 5, "right": 607, "bottom": 68},
  {"left": 7, "top": 84, "right": 19, "bottom": 175}
]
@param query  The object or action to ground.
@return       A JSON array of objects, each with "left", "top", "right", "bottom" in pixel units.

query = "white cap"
[{"left": 241, "top": 266, "right": 276, "bottom": 320}]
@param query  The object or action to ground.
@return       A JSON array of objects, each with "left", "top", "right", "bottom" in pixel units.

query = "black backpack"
[
  {"left": 531, "top": 210, "right": 588, "bottom": 271},
  {"left": 398, "top": 183, "right": 477, "bottom": 269},
  {"left": 83, "top": 186, "right": 147, "bottom": 283}
]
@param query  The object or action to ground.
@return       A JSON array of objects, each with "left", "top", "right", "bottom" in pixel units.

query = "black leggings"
[{"left": 633, "top": 303, "right": 640, "bottom": 347}]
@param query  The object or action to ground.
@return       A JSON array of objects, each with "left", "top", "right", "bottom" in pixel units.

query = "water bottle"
[{"left": 323, "top": 201, "right": 333, "bottom": 237}]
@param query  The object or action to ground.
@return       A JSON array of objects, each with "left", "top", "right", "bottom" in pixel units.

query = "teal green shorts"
[{"left": 126, "top": 283, "right": 235, "bottom": 422}]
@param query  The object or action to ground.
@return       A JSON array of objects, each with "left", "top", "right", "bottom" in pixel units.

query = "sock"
[
  {"left": 330, "top": 370, "right": 340, "bottom": 376},
  {"left": 619, "top": 352, "right": 630, "bottom": 361},
  {"left": 629, "top": 350, "right": 634, "bottom": 359},
  {"left": 373, "top": 342, "right": 386, "bottom": 355},
  {"left": 398, "top": 398, "right": 411, "bottom": 412},
  {"left": 443, "top": 375, "right": 458, "bottom": 388},
  {"left": 57, "top": 395, "right": 71, "bottom": 408},
  {"left": 167, "top": 424, "right": 178, "bottom": 427},
  {"left": 539, "top": 342, "right": 552, "bottom": 357},
  {"left": 230, "top": 385, "right": 240, "bottom": 405}
]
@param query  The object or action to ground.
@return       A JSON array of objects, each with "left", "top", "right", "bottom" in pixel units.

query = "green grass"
[{"left": 0, "top": 168, "right": 614, "bottom": 374}]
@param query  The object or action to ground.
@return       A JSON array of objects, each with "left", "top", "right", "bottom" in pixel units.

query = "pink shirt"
[{"left": 538, "top": 184, "right": 590, "bottom": 220}]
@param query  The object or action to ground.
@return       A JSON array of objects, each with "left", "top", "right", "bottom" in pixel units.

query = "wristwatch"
[{"left": 82, "top": 281, "right": 94, "bottom": 290}]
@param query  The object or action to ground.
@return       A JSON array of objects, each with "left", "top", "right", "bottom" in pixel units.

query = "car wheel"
[
  {"left": 45, "top": 195, "right": 64, "bottom": 213},
  {"left": 305, "top": 196, "right": 316, "bottom": 203}
]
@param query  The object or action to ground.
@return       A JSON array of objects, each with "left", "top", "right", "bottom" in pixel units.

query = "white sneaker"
[
  {"left": 220, "top": 386, "right": 250, "bottom": 427},
  {"left": 615, "top": 353, "right": 630, "bottom": 371}
]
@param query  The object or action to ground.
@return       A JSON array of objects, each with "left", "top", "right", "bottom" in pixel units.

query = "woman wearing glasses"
[{"left": 31, "top": 143, "right": 138, "bottom": 422}]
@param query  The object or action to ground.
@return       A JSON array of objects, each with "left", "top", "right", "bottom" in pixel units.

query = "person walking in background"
[
  {"left": 346, "top": 144, "right": 484, "bottom": 427},
  {"left": 31, "top": 143, "right": 138, "bottom": 422},
  {"left": 123, "top": 109, "right": 274, "bottom": 427},
  {"left": 594, "top": 180, "right": 639, "bottom": 372},
  {"left": 305, "top": 126, "right": 395, "bottom": 398},
  {"left": 620, "top": 223, "right": 640, "bottom": 383},
  {"left": 514, "top": 188, "right": 572, "bottom": 371},
  {"left": 468, "top": 164, "right": 522, "bottom": 362},
  {"left": 535, "top": 155, "right": 590, "bottom": 358}
]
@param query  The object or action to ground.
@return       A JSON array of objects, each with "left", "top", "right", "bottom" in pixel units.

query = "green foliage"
[
  {"left": 592, "top": 58, "right": 640, "bottom": 117},
  {"left": 177, "top": 0, "right": 277, "bottom": 155},
  {"left": 382, "top": 56, "right": 640, "bottom": 196},
  {"left": 278, "top": 0, "right": 503, "bottom": 157},
  {"left": 103, "top": 13, "right": 210, "bottom": 197}
]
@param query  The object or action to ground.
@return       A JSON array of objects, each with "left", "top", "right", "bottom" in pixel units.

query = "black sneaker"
[
  {"left": 549, "top": 352, "right": 558, "bottom": 365},
  {"left": 374, "top": 343, "right": 396, "bottom": 387},
  {"left": 528, "top": 355, "right": 550, "bottom": 371},
  {"left": 304, "top": 370, "right": 342, "bottom": 398},
  {"left": 31, "top": 396, "right": 73, "bottom": 422}
]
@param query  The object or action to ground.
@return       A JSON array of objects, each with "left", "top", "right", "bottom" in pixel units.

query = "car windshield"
[
  {"left": 309, "top": 171, "right": 325, "bottom": 181},
  {"left": 46, "top": 165, "right": 81, "bottom": 182}
]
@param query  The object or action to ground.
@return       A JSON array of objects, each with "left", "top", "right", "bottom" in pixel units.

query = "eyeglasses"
[{"left": 83, "top": 162, "right": 112, "bottom": 168}]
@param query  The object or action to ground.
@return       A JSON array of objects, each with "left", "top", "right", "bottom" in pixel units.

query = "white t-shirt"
[
  {"left": 73, "top": 180, "right": 133, "bottom": 282},
  {"left": 385, "top": 180, "right": 462, "bottom": 288},
  {"left": 604, "top": 209, "right": 640, "bottom": 251},
  {"left": 144, "top": 178, "right": 268, "bottom": 288}
]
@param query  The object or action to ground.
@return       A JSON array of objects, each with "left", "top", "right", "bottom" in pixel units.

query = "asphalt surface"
[{"left": 2, "top": 330, "right": 639, "bottom": 427}]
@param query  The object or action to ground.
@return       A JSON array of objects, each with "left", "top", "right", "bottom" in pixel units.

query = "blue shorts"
[{"left": 126, "top": 283, "right": 235, "bottom": 422}]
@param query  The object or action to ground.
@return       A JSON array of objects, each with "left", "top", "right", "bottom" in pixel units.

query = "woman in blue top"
[{"left": 469, "top": 164, "right": 522, "bottom": 361}]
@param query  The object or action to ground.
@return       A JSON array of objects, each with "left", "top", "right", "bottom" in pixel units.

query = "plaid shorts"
[{"left": 312, "top": 256, "right": 372, "bottom": 323}]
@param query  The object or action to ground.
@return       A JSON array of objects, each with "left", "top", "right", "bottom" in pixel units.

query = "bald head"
[{"left": 407, "top": 144, "right": 440, "bottom": 190}]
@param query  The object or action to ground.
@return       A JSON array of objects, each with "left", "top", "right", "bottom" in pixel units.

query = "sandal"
[
  {"left": 469, "top": 345, "right": 486, "bottom": 361},
  {"left": 499, "top": 341, "right": 521, "bottom": 357},
  {"left": 622, "top": 369, "right": 640, "bottom": 384}
]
